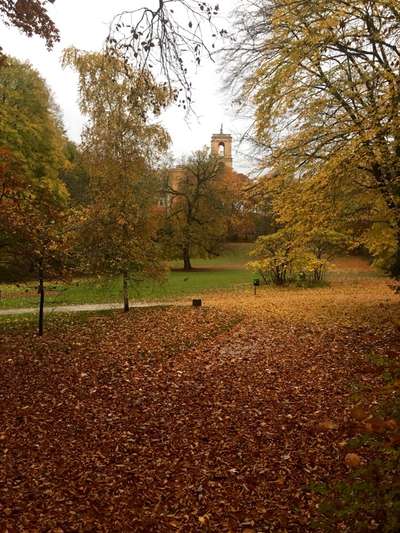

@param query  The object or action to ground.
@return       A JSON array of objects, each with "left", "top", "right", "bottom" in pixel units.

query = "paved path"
[{"left": 0, "top": 301, "right": 188, "bottom": 316}]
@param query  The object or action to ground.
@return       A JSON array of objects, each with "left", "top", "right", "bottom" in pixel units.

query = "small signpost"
[{"left": 253, "top": 278, "right": 260, "bottom": 296}]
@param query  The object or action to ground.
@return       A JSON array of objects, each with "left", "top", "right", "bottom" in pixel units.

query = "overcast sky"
[{"left": 1, "top": 0, "right": 252, "bottom": 172}]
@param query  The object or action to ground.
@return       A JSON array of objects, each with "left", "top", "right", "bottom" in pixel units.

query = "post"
[
  {"left": 123, "top": 270, "right": 129, "bottom": 312},
  {"left": 38, "top": 266, "right": 44, "bottom": 336},
  {"left": 253, "top": 278, "right": 260, "bottom": 296}
]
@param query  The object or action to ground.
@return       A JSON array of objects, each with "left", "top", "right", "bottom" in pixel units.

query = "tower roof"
[{"left": 211, "top": 132, "right": 232, "bottom": 140}]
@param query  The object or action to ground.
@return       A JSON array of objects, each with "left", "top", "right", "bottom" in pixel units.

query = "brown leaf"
[
  {"left": 389, "top": 433, "right": 400, "bottom": 447},
  {"left": 384, "top": 419, "right": 398, "bottom": 431},
  {"left": 318, "top": 420, "right": 339, "bottom": 430},
  {"left": 198, "top": 514, "right": 210, "bottom": 525},
  {"left": 369, "top": 417, "right": 387, "bottom": 434},
  {"left": 345, "top": 453, "right": 363, "bottom": 468},
  {"left": 350, "top": 406, "right": 369, "bottom": 421}
]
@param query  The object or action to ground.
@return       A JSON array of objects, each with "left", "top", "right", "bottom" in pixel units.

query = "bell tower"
[{"left": 211, "top": 125, "right": 233, "bottom": 168}]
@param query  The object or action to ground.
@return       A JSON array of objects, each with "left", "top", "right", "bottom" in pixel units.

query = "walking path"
[{"left": 0, "top": 301, "right": 188, "bottom": 316}]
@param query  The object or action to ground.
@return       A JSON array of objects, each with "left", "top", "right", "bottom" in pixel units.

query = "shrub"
[{"left": 249, "top": 227, "right": 347, "bottom": 286}]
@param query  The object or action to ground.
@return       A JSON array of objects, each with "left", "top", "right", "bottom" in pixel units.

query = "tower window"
[{"left": 218, "top": 142, "right": 225, "bottom": 156}]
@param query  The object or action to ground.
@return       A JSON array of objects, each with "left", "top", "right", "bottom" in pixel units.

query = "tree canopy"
[
  {"left": 225, "top": 0, "right": 400, "bottom": 277},
  {"left": 0, "top": 56, "right": 69, "bottom": 281}
]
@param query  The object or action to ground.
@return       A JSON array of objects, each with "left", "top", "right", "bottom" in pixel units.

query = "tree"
[
  {"left": 0, "top": 0, "right": 59, "bottom": 62},
  {"left": 225, "top": 0, "right": 400, "bottom": 277},
  {"left": 0, "top": 55, "right": 72, "bottom": 334},
  {"left": 0, "top": 57, "right": 65, "bottom": 185},
  {"left": 0, "top": 178, "right": 74, "bottom": 335},
  {"left": 249, "top": 224, "right": 348, "bottom": 285},
  {"left": 63, "top": 48, "right": 171, "bottom": 311},
  {"left": 162, "top": 148, "right": 228, "bottom": 270},
  {"left": 0, "top": 56, "right": 69, "bottom": 281},
  {"left": 249, "top": 228, "right": 302, "bottom": 285},
  {"left": 223, "top": 169, "right": 258, "bottom": 242}
]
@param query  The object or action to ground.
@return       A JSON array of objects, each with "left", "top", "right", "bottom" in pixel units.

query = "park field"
[
  {"left": 0, "top": 243, "right": 253, "bottom": 310},
  {"left": 0, "top": 244, "right": 387, "bottom": 312}
]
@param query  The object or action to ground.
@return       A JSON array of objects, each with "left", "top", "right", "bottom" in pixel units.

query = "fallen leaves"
[{"left": 0, "top": 278, "right": 399, "bottom": 531}]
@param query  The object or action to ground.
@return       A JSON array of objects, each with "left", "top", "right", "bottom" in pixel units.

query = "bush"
[
  {"left": 248, "top": 229, "right": 304, "bottom": 285},
  {"left": 248, "top": 227, "right": 346, "bottom": 286}
]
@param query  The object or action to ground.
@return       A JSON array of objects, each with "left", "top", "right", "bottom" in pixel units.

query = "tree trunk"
[
  {"left": 183, "top": 246, "right": 192, "bottom": 271},
  {"left": 123, "top": 270, "right": 129, "bottom": 312},
  {"left": 390, "top": 230, "right": 400, "bottom": 280},
  {"left": 38, "top": 266, "right": 44, "bottom": 336}
]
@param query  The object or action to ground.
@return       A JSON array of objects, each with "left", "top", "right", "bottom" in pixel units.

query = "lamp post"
[{"left": 253, "top": 278, "right": 260, "bottom": 296}]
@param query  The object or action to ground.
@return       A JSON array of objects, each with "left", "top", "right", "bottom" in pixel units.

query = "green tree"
[
  {"left": 0, "top": 56, "right": 70, "bottom": 283},
  {"left": 63, "top": 48, "right": 171, "bottom": 311},
  {"left": 0, "top": 57, "right": 65, "bottom": 185},
  {"left": 0, "top": 56, "right": 73, "bottom": 333}
]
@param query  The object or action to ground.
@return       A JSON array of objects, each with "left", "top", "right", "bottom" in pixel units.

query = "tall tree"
[
  {"left": 0, "top": 56, "right": 69, "bottom": 281},
  {"left": 162, "top": 148, "right": 228, "bottom": 270},
  {"left": 0, "top": 55, "right": 72, "bottom": 333},
  {"left": 225, "top": 0, "right": 400, "bottom": 277},
  {"left": 63, "top": 48, "right": 171, "bottom": 311}
]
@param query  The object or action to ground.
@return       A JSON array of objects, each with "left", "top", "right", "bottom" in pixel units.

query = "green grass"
[
  {"left": 0, "top": 243, "right": 254, "bottom": 310},
  {"left": 170, "top": 242, "right": 252, "bottom": 269}
]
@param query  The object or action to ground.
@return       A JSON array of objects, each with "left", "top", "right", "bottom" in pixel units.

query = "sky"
[{"left": 0, "top": 0, "right": 252, "bottom": 172}]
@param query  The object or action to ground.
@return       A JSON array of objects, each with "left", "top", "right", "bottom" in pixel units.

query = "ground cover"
[
  {"left": 0, "top": 259, "right": 399, "bottom": 531},
  {"left": 0, "top": 249, "right": 383, "bottom": 313}
]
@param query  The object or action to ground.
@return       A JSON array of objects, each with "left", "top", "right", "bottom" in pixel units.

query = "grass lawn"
[{"left": 0, "top": 243, "right": 254, "bottom": 310}]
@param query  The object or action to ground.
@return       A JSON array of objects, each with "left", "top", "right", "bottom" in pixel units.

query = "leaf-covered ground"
[{"left": 0, "top": 277, "right": 399, "bottom": 532}]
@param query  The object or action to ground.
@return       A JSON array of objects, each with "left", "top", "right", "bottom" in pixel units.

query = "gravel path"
[{"left": 0, "top": 301, "right": 188, "bottom": 316}]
